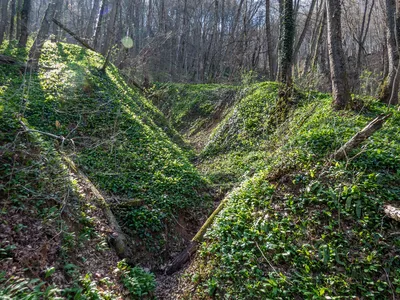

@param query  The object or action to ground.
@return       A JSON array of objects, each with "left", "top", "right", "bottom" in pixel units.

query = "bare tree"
[
  {"left": 0, "top": 0, "right": 8, "bottom": 46},
  {"left": 85, "top": 0, "right": 102, "bottom": 41},
  {"left": 29, "top": 0, "right": 58, "bottom": 68},
  {"left": 326, "top": 0, "right": 351, "bottom": 110},
  {"left": 265, "top": 0, "right": 276, "bottom": 80},
  {"left": 278, "top": 0, "right": 295, "bottom": 84},
  {"left": 379, "top": 0, "right": 399, "bottom": 105},
  {"left": 18, "top": 0, "right": 31, "bottom": 47}
]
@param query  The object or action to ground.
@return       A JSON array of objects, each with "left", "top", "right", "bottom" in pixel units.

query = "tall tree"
[
  {"left": 278, "top": 0, "right": 295, "bottom": 84},
  {"left": 326, "top": 0, "right": 351, "bottom": 110},
  {"left": 29, "top": 0, "right": 58, "bottom": 68},
  {"left": 265, "top": 0, "right": 275, "bottom": 80},
  {"left": 379, "top": 0, "right": 399, "bottom": 105},
  {"left": 293, "top": 0, "right": 317, "bottom": 65},
  {"left": 101, "top": 0, "right": 119, "bottom": 55},
  {"left": 85, "top": 0, "right": 102, "bottom": 41},
  {"left": 0, "top": 0, "right": 8, "bottom": 46},
  {"left": 18, "top": 0, "right": 31, "bottom": 47},
  {"left": 9, "top": 0, "right": 16, "bottom": 41},
  {"left": 94, "top": 0, "right": 106, "bottom": 50}
]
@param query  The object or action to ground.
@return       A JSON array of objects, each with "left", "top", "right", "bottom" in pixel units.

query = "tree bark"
[
  {"left": 384, "top": 205, "right": 400, "bottom": 222},
  {"left": 9, "top": 0, "right": 16, "bottom": 41},
  {"left": 62, "top": 156, "right": 132, "bottom": 260},
  {"left": 379, "top": 0, "right": 400, "bottom": 105},
  {"left": 166, "top": 198, "right": 229, "bottom": 274},
  {"left": 278, "top": 0, "right": 295, "bottom": 84},
  {"left": 28, "top": 0, "right": 58, "bottom": 69},
  {"left": 18, "top": 0, "right": 31, "bottom": 47},
  {"left": 326, "top": 0, "right": 351, "bottom": 110},
  {"left": 94, "top": 0, "right": 105, "bottom": 50},
  {"left": 101, "top": 0, "right": 119, "bottom": 55},
  {"left": 0, "top": 0, "right": 8, "bottom": 46},
  {"left": 265, "top": 0, "right": 275, "bottom": 80},
  {"left": 85, "top": 0, "right": 101, "bottom": 41}
]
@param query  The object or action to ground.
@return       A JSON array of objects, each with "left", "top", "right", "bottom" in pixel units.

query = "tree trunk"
[
  {"left": 94, "top": 0, "right": 105, "bottom": 50},
  {"left": 384, "top": 205, "right": 400, "bottom": 222},
  {"left": 293, "top": 0, "right": 316, "bottom": 65},
  {"left": 85, "top": 0, "right": 101, "bottom": 41},
  {"left": 332, "top": 114, "right": 391, "bottom": 160},
  {"left": 52, "top": 18, "right": 96, "bottom": 52},
  {"left": 16, "top": 0, "right": 22, "bottom": 40},
  {"left": 379, "top": 0, "right": 400, "bottom": 105},
  {"left": 265, "top": 0, "right": 275, "bottom": 80},
  {"left": 278, "top": 0, "right": 295, "bottom": 84},
  {"left": 28, "top": 1, "right": 57, "bottom": 69},
  {"left": 0, "top": 0, "right": 8, "bottom": 46},
  {"left": 302, "top": 2, "right": 325, "bottom": 76},
  {"left": 326, "top": 0, "right": 351, "bottom": 110},
  {"left": 101, "top": 0, "right": 119, "bottom": 56},
  {"left": 9, "top": 0, "right": 16, "bottom": 41},
  {"left": 18, "top": 0, "right": 31, "bottom": 47}
]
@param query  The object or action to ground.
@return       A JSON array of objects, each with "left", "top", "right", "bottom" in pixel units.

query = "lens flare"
[{"left": 121, "top": 36, "right": 134, "bottom": 49}]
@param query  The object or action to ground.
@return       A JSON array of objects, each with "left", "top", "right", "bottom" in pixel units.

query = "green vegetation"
[
  {"left": 117, "top": 260, "right": 156, "bottom": 299},
  {"left": 181, "top": 85, "right": 400, "bottom": 298},
  {"left": 149, "top": 83, "right": 238, "bottom": 150},
  {"left": 1, "top": 40, "right": 399, "bottom": 299},
  {"left": 0, "top": 42, "right": 211, "bottom": 297},
  {"left": 0, "top": 41, "right": 211, "bottom": 259}
]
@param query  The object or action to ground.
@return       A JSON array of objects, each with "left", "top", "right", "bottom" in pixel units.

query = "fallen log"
[
  {"left": 332, "top": 113, "right": 391, "bottom": 160},
  {"left": 0, "top": 54, "right": 29, "bottom": 71},
  {"left": 0, "top": 54, "right": 18, "bottom": 64},
  {"left": 166, "top": 198, "right": 229, "bottom": 275},
  {"left": 384, "top": 205, "right": 400, "bottom": 222},
  {"left": 62, "top": 156, "right": 132, "bottom": 260}
]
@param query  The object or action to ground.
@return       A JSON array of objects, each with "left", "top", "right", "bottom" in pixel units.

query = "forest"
[{"left": 0, "top": 0, "right": 400, "bottom": 299}]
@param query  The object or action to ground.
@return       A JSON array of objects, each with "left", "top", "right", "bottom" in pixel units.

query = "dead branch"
[
  {"left": 19, "top": 120, "right": 66, "bottom": 141},
  {"left": 332, "top": 113, "right": 392, "bottom": 160},
  {"left": 384, "top": 205, "right": 400, "bottom": 222},
  {"left": 166, "top": 241, "right": 197, "bottom": 275},
  {"left": 52, "top": 19, "right": 96, "bottom": 52},
  {"left": 166, "top": 198, "right": 229, "bottom": 275}
]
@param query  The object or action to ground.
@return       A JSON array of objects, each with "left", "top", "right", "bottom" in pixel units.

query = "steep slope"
[
  {"left": 150, "top": 83, "right": 239, "bottom": 151},
  {"left": 180, "top": 85, "right": 400, "bottom": 298},
  {"left": 0, "top": 42, "right": 211, "bottom": 297}
]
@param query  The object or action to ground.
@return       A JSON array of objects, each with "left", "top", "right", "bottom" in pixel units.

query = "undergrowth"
[
  {"left": 183, "top": 85, "right": 400, "bottom": 298},
  {"left": 0, "top": 41, "right": 211, "bottom": 263},
  {"left": 0, "top": 41, "right": 211, "bottom": 297},
  {"left": 149, "top": 83, "right": 239, "bottom": 150}
]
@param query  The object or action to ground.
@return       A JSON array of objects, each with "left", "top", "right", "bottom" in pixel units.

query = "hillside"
[
  {"left": 149, "top": 83, "right": 239, "bottom": 152},
  {"left": 169, "top": 83, "right": 400, "bottom": 298},
  {"left": 0, "top": 42, "right": 212, "bottom": 298},
  {"left": 1, "top": 42, "right": 400, "bottom": 299}
]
